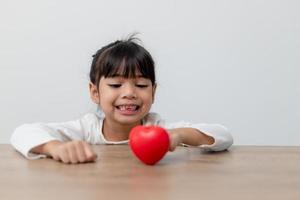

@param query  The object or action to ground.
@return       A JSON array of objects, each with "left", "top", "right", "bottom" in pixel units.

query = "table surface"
[{"left": 1, "top": 144, "right": 300, "bottom": 200}]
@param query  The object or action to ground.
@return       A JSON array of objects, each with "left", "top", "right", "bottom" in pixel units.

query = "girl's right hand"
[{"left": 42, "top": 140, "right": 98, "bottom": 164}]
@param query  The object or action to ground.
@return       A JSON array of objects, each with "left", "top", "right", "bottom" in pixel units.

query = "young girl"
[{"left": 11, "top": 37, "right": 233, "bottom": 164}]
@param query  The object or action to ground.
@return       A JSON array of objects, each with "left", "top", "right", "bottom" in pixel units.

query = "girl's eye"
[
  {"left": 108, "top": 84, "right": 121, "bottom": 88},
  {"left": 136, "top": 84, "right": 149, "bottom": 88}
]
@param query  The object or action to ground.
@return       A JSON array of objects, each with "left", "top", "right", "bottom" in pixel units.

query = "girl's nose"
[{"left": 121, "top": 84, "right": 137, "bottom": 99}]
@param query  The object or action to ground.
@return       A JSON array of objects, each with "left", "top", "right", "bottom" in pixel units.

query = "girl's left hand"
[{"left": 167, "top": 130, "right": 182, "bottom": 152}]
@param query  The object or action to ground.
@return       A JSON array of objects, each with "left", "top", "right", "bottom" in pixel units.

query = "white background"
[{"left": 1, "top": 0, "right": 299, "bottom": 145}]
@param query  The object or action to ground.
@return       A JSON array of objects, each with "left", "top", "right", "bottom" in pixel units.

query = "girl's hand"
[
  {"left": 166, "top": 128, "right": 215, "bottom": 151},
  {"left": 167, "top": 130, "right": 183, "bottom": 152},
  {"left": 43, "top": 140, "right": 98, "bottom": 164}
]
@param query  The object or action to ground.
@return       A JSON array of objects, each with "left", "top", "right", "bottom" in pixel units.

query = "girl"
[{"left": 11, "top": 36, "right": 233, "bottom": 164}]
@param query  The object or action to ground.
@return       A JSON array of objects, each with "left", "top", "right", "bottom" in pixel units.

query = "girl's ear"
[
  {"left": 152, "top": 84, "right": 157, "bottom": 103},
  {"left": 89, "top": 82, "right": 100, "bottom": 104}
]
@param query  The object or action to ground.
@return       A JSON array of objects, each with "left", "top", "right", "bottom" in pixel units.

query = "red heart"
[{"left": 129, "top": 125, "right": 170, "bottom": 165}]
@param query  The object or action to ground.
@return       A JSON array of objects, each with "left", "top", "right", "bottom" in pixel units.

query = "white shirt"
[{"left": 10, "top": 112, "right": 234, "bottom": 159}]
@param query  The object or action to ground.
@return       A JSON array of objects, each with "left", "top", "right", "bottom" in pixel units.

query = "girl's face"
[{"left": 90, "top": 75, "right": 156, "bottom": 126}]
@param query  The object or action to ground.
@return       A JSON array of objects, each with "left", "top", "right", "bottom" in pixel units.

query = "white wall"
[{"left": 1, "top": 0, "right": 299, "bottom": 145}]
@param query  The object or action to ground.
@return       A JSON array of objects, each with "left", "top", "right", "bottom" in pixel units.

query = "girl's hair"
[{"left": 90, "top": 36, "right": 156, "bottom": 89}]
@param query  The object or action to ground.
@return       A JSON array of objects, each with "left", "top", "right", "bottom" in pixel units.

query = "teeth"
[{"left": 118, "top": 105, "right": 139, "bottom": 111}]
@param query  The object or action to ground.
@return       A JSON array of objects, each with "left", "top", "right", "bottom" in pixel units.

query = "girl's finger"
[
  {"left": 67, "top": 143, "right": 78, "bottom": 164},
  {"left": 74, "top": 141, "right": 87, "bottom": 163},
  {"left": 59, "top": 147, "right": 70, "bottom": 164},
  {"left": 83, "top": 142, "right": 97, "bottom": 162}
]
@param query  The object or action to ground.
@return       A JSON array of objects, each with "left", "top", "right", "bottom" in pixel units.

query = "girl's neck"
[{"left": 102, "top": 119, "right": 142, "bottom": 141}]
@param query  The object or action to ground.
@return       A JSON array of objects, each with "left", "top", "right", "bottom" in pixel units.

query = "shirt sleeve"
[
  {"left": 10, "top": 113, "right": 99, "bottom": 159},
  {"left": 161, "top": 120, "right": 233, "bottom": 151}
]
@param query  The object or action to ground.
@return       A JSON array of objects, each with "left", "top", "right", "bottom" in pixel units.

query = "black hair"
[{"left": 90, "top": 36, "right": 156, "bottom": 89}]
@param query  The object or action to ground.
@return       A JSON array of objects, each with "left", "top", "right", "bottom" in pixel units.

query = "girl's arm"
[
  {"left": 163, "top": 121, "right": 233, "bottom": 152},
  {"left": 167, "top": 128, "right": 215, "bottom": 151},
  {"left": 10, "top": 113, "right": 99, "bottom": 160},
  {"left": 31, "top": 140, "right": 97, "bottom": 164}
]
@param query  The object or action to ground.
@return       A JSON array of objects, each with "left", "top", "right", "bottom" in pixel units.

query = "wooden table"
[{"left": 1, "top": 144, "right": 299, "bottom": 200}]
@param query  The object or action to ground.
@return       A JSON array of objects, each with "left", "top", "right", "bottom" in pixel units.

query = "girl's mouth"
[{"left": 116, "top": 104, "right": 140, "bottom": 115}]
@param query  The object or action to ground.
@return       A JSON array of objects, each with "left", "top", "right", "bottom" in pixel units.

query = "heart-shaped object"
[{"left": 129, "top": 125, "right": 170, "bottom": 165}]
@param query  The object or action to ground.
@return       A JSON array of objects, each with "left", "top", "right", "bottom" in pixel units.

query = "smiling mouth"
[{"left": 116, "top": 105, "right": 140, "bottom": 111}]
